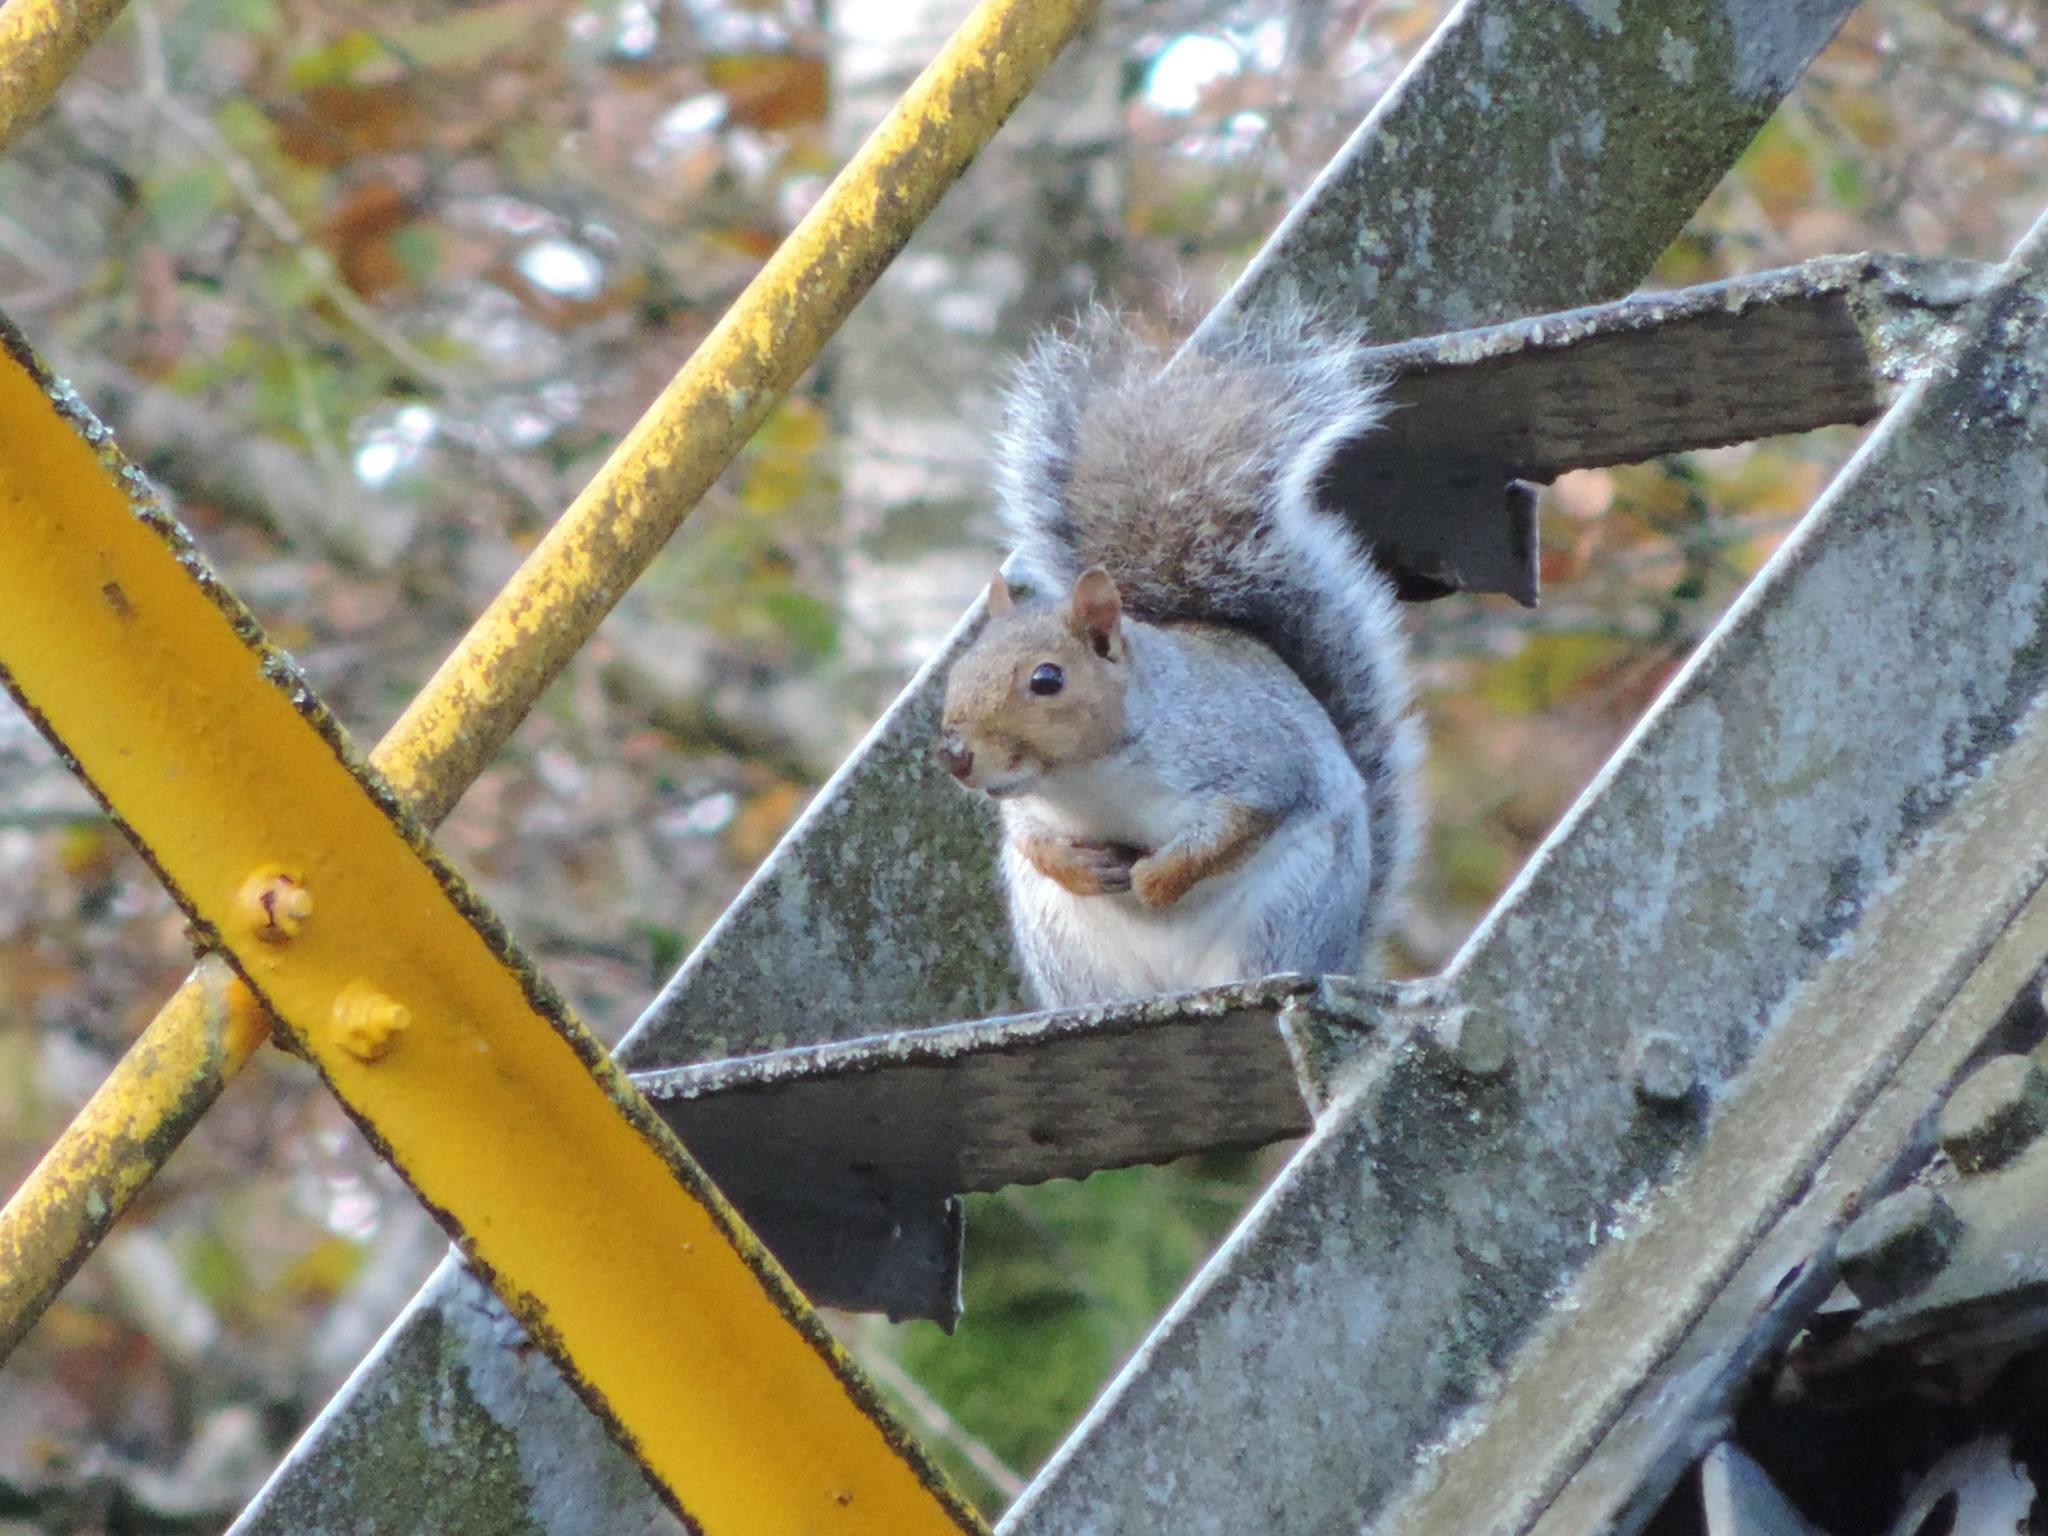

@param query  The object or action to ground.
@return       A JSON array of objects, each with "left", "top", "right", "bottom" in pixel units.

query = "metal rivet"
[
  {"left": 333, "top": 981, "right": 412, "bottom": 1063},
  {"left": 1937, "top": 1053, "right": 2048, "bottom": 1174},
  {"left": 1629, "top": 1030, "right": 1697, "bottom": 1107},
  {"left": 1836, "top": 1186, "right": 1962, "bottom": 1308},
  {"left": 1426, "top": 1006, "right": 1512, "bottom": 1080},
  {"left": 237, "top": 866, "right": 312, "bottom": 944}
]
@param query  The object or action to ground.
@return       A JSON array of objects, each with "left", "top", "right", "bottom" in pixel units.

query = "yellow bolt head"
[
  {"left": 333, "top": 981, "right": 412, "bottom": 1062},
  {"left": 238, "top": 866, "right": 313, "bottom": 943}
]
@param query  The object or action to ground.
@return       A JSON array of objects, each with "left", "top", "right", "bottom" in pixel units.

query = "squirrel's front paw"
[
  {"left": 1131, "top": 852, "right": 1193, "bottom": 909},
  {"left": 1021, "top": 836, "right": 1139, "bottom": 897}
]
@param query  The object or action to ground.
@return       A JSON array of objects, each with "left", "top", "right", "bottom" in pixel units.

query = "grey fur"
[
  {"left": 998, "top": 622, "right": 1375, "bottom": 1006},
  {"left": 994, "top": 308, "right": 1421, "bottom": 956}
]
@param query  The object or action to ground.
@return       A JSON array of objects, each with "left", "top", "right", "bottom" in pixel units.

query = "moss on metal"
[
  {"left": 231, "top": 1265, "right": 679, "bottom": 1536},
  {"left": 1211, "top": 0, "right": 1855, "bottom": 343}
]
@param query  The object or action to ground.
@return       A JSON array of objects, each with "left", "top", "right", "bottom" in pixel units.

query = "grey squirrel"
[{"left": 935, "top": 306, "right": 1420, "bottom": 1009}]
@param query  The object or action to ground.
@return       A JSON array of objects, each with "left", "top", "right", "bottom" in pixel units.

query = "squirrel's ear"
[
  {"left": 1066, "top": 568, "right": 1124, "bottom": 658},
  {"left": 987, "top": 572, "right": 1016, "bottom": 617}
]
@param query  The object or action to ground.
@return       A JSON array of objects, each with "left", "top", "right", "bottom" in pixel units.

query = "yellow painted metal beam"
[
  {"left": 0, "top": 0, "right": 1093, "bottom": 1362},
  {"left": 381, "top": 0, "right": 1097, "bottom": 818},
  {"left": 0, "top": 965, "right": 266, "bottom": 1364},
  {"left": 0, "top": 955, "right": 265, "bottom": 1357},
  {"left": 0, "top": 0, "right": 131, "bottom": 152},
  {"left": 0, "top": 327, "right": 981, "bottom": 1534}
]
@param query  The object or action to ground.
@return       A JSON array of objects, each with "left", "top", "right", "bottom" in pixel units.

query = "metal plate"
[{"left": 638, "top": 977, "right": 1326, "bottom": 1196}]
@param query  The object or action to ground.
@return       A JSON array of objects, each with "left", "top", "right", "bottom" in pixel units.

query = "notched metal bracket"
[
  {"left": 634, "top": 975, "right": 1403, "bottom": 1323},
  {"left": 1345, "top": 252, "right": 1996, "bottom": 607}
]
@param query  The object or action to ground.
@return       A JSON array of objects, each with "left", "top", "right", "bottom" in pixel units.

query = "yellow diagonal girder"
[
  {"left": 0, "top": 0, "right": 1094, "bottom": 1361},
  {"left": 0, "top": 331, "right": 981, "bottom": 1534},
  {"left": 0, "top": 0, "right": 131, "bottom": 151}
]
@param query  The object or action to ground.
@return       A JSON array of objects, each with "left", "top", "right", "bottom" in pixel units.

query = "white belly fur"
[{"left": 1009, "top": 806, "right": 1351, "bottom": 999}]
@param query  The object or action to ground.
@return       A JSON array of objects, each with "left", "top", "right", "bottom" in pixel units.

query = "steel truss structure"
[{"left": 9, "top": 3, "right": 2048, "bottom": 1534}]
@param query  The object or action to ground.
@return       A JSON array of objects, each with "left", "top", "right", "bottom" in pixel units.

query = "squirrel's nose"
[{"left": 936, "top": 736, "right": 973, "bottom": 781}]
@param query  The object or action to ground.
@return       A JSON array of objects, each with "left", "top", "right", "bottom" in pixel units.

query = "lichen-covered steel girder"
[
  {"left": 243, "top": 1257, "right": 702, "bottom": 1536},
  {"left": 1425, "top": 214, "right": 2048, "bottom": 1536},
  {"left": 0, "top": 325, "right": 979, "bottom": 1534},
  {"left": 1326, "top": 251, "right": 1990, "bottom": 613},
  {"left": 225, "top": 4, "right": 1869, "bottom": 1530},
  {"left": 0, "top": 0, "right": 131, "bottom": 151},
  {"left": 997, "top": 198, "right": 2048, "bottom": 1536},
  {"left": 616, "top": 0, "right": 1863, "bottom": 1071},
  {"left": 1359, "top": 252, "right": 1996, "bottom": 480},
  {"left": 1206, "top": 0, "right": 1862, "bottom": 343},
  {"left": 0, "top": 0, "right": 1093, "bottom": 1367}
]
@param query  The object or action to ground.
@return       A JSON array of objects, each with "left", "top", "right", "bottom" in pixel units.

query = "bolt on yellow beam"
[
  {"left": 0, "top": 329, "right": 982, "bottom": 1533},
  {"left": 0, "top": 0, "right": 1093, "bottom": 1364},
  {"left": 0, "top": 0, "right": 132, "bottom": 152}
]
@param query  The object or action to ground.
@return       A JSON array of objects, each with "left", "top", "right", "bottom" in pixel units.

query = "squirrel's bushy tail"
[{"left": 995, "top": 306, "right": 1421, "bottom": 943}]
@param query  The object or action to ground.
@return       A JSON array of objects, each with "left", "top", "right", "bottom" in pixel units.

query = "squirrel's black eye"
[{"left": 1029, "top": 663, "right": 1064, "bottom": 697}]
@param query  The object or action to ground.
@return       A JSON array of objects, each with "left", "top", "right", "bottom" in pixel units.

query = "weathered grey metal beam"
[
  {"left": 1414, "top": 217, "right": 2048, "bottom": 1536},
  {"left": 231, "top": 1, "right": 1861, "bottom": 1528},
  {"left": 1000, "top": 215, "right": 2048, "bottom": 1536},
  {"left": 1346, "top": 253, "right": 1993, "bottom": 601},
  {"left": 1780, "top": 1034, "right": 2048, "bottom": 1396},
  {"left": 638, "top": 977, "right": 1329, "bottom": 1196},
  {"left": 1188, "top": 0, "right": 1863, "bottom": 605},
  {"left": 1367, "top": 253, "right": 1992, "bottom": 481},
  {"left": 622, "top": 0, "right": 1861, "bottom": 1074},
  {"left": 637, "top": 976, "right": 1345, "bottom": 1325},
  {"left": 234, "top": 1260, "right": 690, "bottom": 1536},
  {"left": 1204, "top": 1, "right": 1861, "bottom": 345}
]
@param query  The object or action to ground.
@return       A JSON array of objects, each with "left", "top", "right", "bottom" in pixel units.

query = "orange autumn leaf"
[
  {"left": 270, "top": 82, "right": 432, "bottom": 167},
  {"left": 321, "top": 177, "right": 421, "bottom": 296},
  {"left": 707, "top": 53, "right": 829, "bottom": 130}
]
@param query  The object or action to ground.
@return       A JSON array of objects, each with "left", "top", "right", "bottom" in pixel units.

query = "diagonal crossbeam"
[
  {"left": 1501, "top": 206, "right": 2048, "bottom": 1536},
  {"left": 0, "top": 0, "right": 1093, "bottom": 1367},
  {"left": 225, "top": 3, "right": 1868, "bottom": 1529},
  {"left": 621, "top": 252, "right": 1996, "bottom": 1326},
  {"left": 0, "top": 319, "right": 981, "bottom": 1533},
  {"left": 1003, "top": 201, "right": 2048, "bottom": 1536}
]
